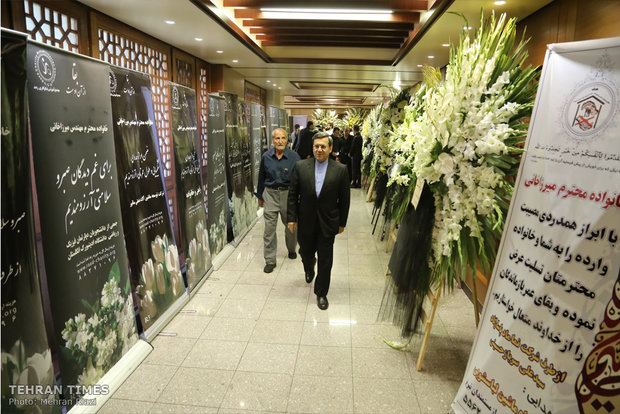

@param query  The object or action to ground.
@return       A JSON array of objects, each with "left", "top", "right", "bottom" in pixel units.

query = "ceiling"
[{"left": 77, "top": 0, "right": 553, "bottom": 110}]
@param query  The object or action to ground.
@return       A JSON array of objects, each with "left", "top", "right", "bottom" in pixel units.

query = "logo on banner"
[
  {"left": 563, "top": 81, "right": 617, "bottom": 138},
  {"left": 172, "top": 86, "right": 179, "bottom": 108},
  {"left": 34, "top": 50, "right": 56, "bottom": 87},
  {"left": 109, "top": 70, "right": 118, "bottom": 94}
]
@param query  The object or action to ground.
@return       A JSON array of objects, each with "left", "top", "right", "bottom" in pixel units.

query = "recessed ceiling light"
[
  {"left": 216, "top": 50, "right": 223, "bottom": 54},
  {"left": 463, "top": 26, "right": 472, "bottom": 30},
  {"left": 273, "top": 84, "right": 277, "bottom": 86},
  {"left": 232, "top": 59, "right": 238, "bottom": 63},
  {"left": 266, "top": 80, "right": 271, "bottom": 83},
  {"left": 428, "top": 55, "right": 434, "bottom": 59},
  {"left": 494, "top": 1, "right": 506, "bottom": 5},
  {"left": 165, "top": 20, "right": 175, "bottom": 24},
  {"left": 260, "top": 8, "right": 392, "bottom": 21},
  {"left": 442, "top": 43, "right": 450, "bottom": 47},
  {"left": 194, "top": 37, "right": 203, "bottom": 41},
  {"left": 278, "top": 87, "right": 281, "bottom": 89},
  {"left": 417, "top": 64, "right": 423, "bottom": 67}
]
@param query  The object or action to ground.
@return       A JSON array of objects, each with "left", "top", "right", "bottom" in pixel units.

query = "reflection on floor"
[{"left": 102, "top": 188, "right": 478, "bottom": 413}]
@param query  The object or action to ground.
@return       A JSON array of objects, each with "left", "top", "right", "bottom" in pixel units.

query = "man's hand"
[
  {"left": 288, "top": 222, "right": 297, "bottom": 232},
  {"left": 258, "top": 199, "right": 264, "bottom": 208},
  {"left": 338, "top": 226, "right": 345, "bottom": 234}
]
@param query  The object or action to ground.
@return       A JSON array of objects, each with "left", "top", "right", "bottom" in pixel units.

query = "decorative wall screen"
[
  {"left": 96, "top": 27, "right": 173, "bottom": 179},
  {"left": 175, "top": 58, "right": 193, "bottom": 88},
  {"left": 23, "top": 0, "right": 80, "bottom": 52}
]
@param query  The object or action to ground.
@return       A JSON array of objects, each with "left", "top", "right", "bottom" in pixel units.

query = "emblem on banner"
[
  {"left": 34, "top": 50, "right": 56, "bottom": 87},
  {"left": 172, "top": 86, "right": 179, "bottom": 107},
  {"left": 563, "top": 81, "right": 617, "bottom": 138},
  {"left": 109, "top": 70, "right": 117, "bottom": 94}
]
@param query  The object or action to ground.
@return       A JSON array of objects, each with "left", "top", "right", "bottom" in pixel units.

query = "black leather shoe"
[
  {"left": 317, "top": 296, "right": 329, "bottom": 310},
  {"left": 288, "top": 251, "right": 297, "bottom": 259},
  {"left": 305, "top": 270, "right": 315, "bottom": 284},
  {"left": 264, "top": 263, "right": 275, "bottom": 273}
]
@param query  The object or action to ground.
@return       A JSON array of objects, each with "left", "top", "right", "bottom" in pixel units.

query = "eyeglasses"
[{"left": 313, "top": 144, "right": 328, "bottom": 150}]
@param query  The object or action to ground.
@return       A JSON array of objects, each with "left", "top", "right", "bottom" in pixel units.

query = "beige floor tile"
[
  {"left": 209, "top": 270, "right": 243, "bottom": 284},
  {"left": 350, "top": 305, "right": 382, "bottom": 324},
  {"left": 250, "top": 319, "right": 304, "bottom": 344},
  {"left": 111, "top": 363, "right": 177, "bottom": 402},
  {"left": 352, "top": 347, "right": 411, "bottom": 379},
  {"left": 352, "top": 377, "right": 420, "bottom": 414},
  {"left": 273, "top": 270, "right": 308, "bottom": 287},
  {"left": 406, "top": 349, "right": 467, "bottom": 382},
  {"left": 200, "top": 317, "right": 257, "bottom": 342},
  {"left": 305, "top": 303, "right": 351, "bottom": 324},
  {"left": 196, "top": 280, "right": 234, "bottom": 297},
  {"left": 227, "top": 283, "right": 272, "bottom": 301},
  {"left": 182, "top": 339, "right": 246, "bottom": 370},
  {"left": 220, "top": 372, "right": 292, "bottom": 412},
  {"left": 237, "top": 271, "right": 277, "bottom": 286},
  {"left": 328, "top": 274, "right": 350, "bottom": 289},
  {"left": 295, "top": 345, "right": 352, "bottom": 377},
  {"left": 322, "top": 287, "right": 350, "bottom": 305},
  {"left": 300, "top": 321, "right": 352, "bottom": 347},
  {"left": 157, "top": 367, "right": 233, "bottom": 407},
  {"left": 287, "top": 375, "right": 353, "bottom": 413},
  {"left": 349, "top": 288, "right": 385, "bottom": 306},
  {"left": 237, "top": 342, "right": 298, "bottom": 374},
  {"left": 183, "top": 295, "right": 222, "bottom": 316},
  {"left": 144, "top": 336, "right": 197, "bottom": 366},
  {"left": 348, "top": 275, "right": 387, "bottom": 289},
  {"left": 413, "top": 379, "right": 461, "bottom": 414},
  {"left": 351, "top": 323, "right": 406, "bottom": 348},
  {"left": 216, "top": 298, "right": 266, "bottom": 319},
  {"left": 259, "top": 300, "right": 308, "bottom": 321},
  {"left": 98, "top": 398, "right": 154, "bottom": 413},
  {"left": 267, "top": 285, "right": 311, "bottom": 302},
  {"left": 150, "top": 402, "right": 218, "bottom": 413},
  {"left": 347, "top": 262, "right": 385, "bottom": 278},
  {"left": 160, "top": 314, "right": 212, "bottom": 338}
]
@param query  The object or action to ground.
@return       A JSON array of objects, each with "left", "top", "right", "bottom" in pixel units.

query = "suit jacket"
[
  {"left": 350, "top": 133, "right": 363, "bottom": 159},
  {"left": 287, "top": 158, "right": 350, "bottom": 238},
  {"left": 296, "top": 127, "right": 315, "bottom": 159}
]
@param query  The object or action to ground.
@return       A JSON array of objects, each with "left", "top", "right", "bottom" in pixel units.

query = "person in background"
[
  {"left": 331, "top": 127, "right": 343, "bottom": 160},
  {"left": 290, "top": 123, "right": 300, "bottom": 149},
  {"left": 326, "top": 122, "right": 334, "bottom": 136},
  {"left": 257, "top": 128, "right": 301, "bottom": 273},
  {"left": 340, "top": 126, "right": 353, "bottom": 181},
  {"left": 287, "top": 131, "right": 350, "bottom": 310},
  {"left": 349, "top": 124, "right": 363, "bottom": 188},
  {"left": 296, "top": 120, "right": 315, "bottom": 159}
]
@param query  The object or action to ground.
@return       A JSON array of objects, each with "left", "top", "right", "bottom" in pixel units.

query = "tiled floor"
[{"left": 102, "top": 188, "right": 478, "bottom": 413}]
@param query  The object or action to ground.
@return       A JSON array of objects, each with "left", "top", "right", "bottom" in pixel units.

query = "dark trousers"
[
  {"left": 351, "top": 156, "right": 361, "bottom": 185},
  {"left": 298, "top": 230, "right": 335, "bottom": 297},
  {"left": 340, "top": 155, "right": 352, "bottom": 183}
]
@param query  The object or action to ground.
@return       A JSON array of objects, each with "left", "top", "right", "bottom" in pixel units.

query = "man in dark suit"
[
  {"left": 349, "top": 124, "right": 363, "bottom": 188},
  {"left": 295, "top": 121, "right": 315, "bottom": 160},
  {"left": 287, "top": 132, "right": 351, "bottom": 310}
]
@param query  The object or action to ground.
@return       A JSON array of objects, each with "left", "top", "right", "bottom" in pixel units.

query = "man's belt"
[{"left": 267, "top": 185, "right": 289, "bottom": 190}]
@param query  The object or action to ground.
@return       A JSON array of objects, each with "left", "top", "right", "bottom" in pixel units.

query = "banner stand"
[
  {"left": 143, "top": 294, "right": 190, "bottom": 343},
  {"left": 189, "top": 267, "right": 214, "bottom": 298},
  {"left": 69, "top": 340, "right": 152, "bottom": 413}
]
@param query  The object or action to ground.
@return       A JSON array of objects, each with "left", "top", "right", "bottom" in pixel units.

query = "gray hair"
[
  {"left": 272, "top": 128, "right": 287, "bottom": 138},
  {"left": 312, "top": 131, "right": 332, "bottom": 147}
]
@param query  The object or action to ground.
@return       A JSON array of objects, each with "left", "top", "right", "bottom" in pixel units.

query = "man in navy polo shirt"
[{"left": 257, "top": 128, "right": 301, "bottom": 273}]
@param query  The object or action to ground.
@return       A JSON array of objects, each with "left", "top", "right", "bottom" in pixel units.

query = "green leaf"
[{"left": 109, "top": 261, "right": 121, "bottom": 285}]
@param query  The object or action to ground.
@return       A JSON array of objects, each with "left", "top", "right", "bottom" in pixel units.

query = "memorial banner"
[
  {"left": 452, "top": 38, "right": 620, "bottom": 414},
  {"left": 268, "top": 105, "right": 279, "bottom": 150},
  {"left": 206, "top": 94, "right": 228, "bottom": 256},
  {"left": 27, "top": 42, "right": 138, "bottom": 401},
  {"left": 109, "top": 66, "right": 182, "bottom": 330},
  {"left": 278, "top": 108, "right": 288, "bottom": 135},
  {"left": 249, "top": 102, "right": 263, "bottom": 192},
  {"left": 170, "top": 83, "right": 211, "bottom": 291},
  {"left": 1, "top": 31, "right": 58, "bottom": 413},
  {"left": 220, "top": 92, "right": 257, "bottom": 239}
]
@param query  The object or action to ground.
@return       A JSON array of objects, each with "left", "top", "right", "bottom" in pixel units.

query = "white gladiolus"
[{"left": 151, "top": 235, "right": 165, "bottom": 263}]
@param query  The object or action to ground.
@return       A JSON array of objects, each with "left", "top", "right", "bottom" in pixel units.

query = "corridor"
[{"left": 101, "top": 188, "right": 477, "bottom": 413}]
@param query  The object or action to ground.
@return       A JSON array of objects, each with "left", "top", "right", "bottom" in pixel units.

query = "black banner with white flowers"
[
  {"left": 206, "top": 95, "right": 228, "bottom": 256},
  {"left": 1, "top": 31, "right": 59, "bottom": 414},
  {"left": 249, "top": 102, "right": 263, "bottom": 193},
  {"left": 27, "top": 43, "right": 138, "bottom": 402},
  {"left": 109, "top": 67, "right": 182, "bottom": 331},
  {"left": 170, "top": 83, "right": 211, "bottom": 291}
]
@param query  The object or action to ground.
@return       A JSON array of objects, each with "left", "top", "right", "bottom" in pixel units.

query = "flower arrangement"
[
  {"left": 61, "top": 263, "right": 138, "bottom": 389},
  {"left": 311, "top": 109, "right": 339, "bottom": 129},
  {"left": 2, "top": 340, "right": 56, "bottom": 412},
  {"left": 406, "top": 12, "right": 539, "bottom": 287},
  {"left": 341, "top": 107, "right": 368, "bottom": 131},
  {"left": 186, "top": 219, "right": 211, "bottom": 285},
  {"left": 135, "top": 234, "right": 184, "bottom": 326}
]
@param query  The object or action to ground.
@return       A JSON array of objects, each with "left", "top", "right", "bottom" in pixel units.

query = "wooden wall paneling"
[
  {"left": 210, "top": 64, "right": 225, "bottom": 92},
  {"left": 2, "top": 0, "right": 16, "bottom": 30},
  {"left": 171, "top": 47, "right": 196, "bottom": 89},
  {"left": 573, "top": 0, "right": 620, "bottom": 41}
]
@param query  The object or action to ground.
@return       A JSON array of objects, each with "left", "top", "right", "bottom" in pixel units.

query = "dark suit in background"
[
  {"left": 287, "top": 158, "right": 350, "bottom": 298},
  {"left": 296, "top": 126, "right": 315, "bottom": 159},
  {"left": 349, "top": 131, "right": 363, "bottom": 187}
]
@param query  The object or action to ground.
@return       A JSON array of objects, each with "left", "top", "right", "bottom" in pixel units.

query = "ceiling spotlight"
[
  {"left": 216, "top": 50, "right": 223, "bottom": 54},
  {"left": 232, "top": 59, "right": 238, "bottom": 63},
  {"left": 165, "top": 20, "right": 175, "bottom": 24},
  {"left": 417, "top": 64, "right": 423, "bottom": 67},
  {"left": 266, "top": 80, "right": 271, "bottom": 83},
  {"left": 442, "top": 43, "right": 450, "bottom": 47},
  {"left": 463, "top": 26, "right": 472, "bottom": 30},
  {"left": 194, "top": 37, "right": 203, "bottom": 41},
  {"left": 494, "top": 1, "right": 506, "bottom": 5},
  {"left": 428, "top": 55, "right": 434, "bottom": 59},
  {"left": 278, "top": 87, "right": 281, "bottom": 89}
]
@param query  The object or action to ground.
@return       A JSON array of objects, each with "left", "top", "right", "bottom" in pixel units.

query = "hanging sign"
[{"left": 452, "top": 38, "right": 620, "bottom": 414}]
